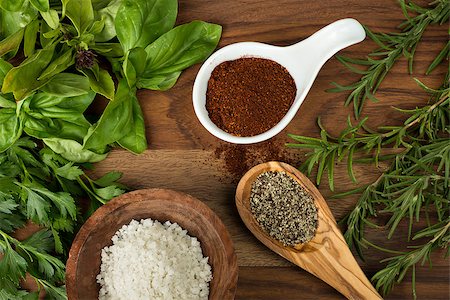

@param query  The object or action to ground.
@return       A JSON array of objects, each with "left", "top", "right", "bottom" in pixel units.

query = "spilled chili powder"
[
  {"left": 206, "top": 57, "right": 297, "bottom": 137},
  {"left": 213, "top": 139, "right": 301, "bottom": 183}
]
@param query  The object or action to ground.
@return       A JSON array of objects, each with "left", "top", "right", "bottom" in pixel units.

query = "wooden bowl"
[{"left": 66, "top": 189, "right": 238, "bottom": 300}]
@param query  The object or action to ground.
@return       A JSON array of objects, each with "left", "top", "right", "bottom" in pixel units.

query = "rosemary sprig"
[
  {"left": 287, "top": 76, "right": 449, "bottom": 297},
  {"left": 287, "top": 76, "right": 449, "bottom": 191},
  {"left": 372, "top": 220, "right": 449, "bottom": 297},
  {"left": 328, "top": 0, "right": 449, "bottom": 118},
  {"left": 288, "top": 1, "right": 448, "bottom": 296}
]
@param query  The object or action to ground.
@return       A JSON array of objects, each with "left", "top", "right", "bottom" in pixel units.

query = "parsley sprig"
[{"left": 0, "top": 138, "right": 125, "bottom": 297}]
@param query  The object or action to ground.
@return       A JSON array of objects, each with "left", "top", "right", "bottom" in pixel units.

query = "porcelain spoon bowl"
[{"left": 193, "top": 18, "right": 365, "bottom": 144}]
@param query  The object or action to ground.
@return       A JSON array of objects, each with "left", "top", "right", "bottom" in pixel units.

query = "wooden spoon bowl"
[
  {"left": 235, "top": 162, "right": 381, "bottom": 299},
  {"left": 66, "top": 189, "right": 238, "bottom": 300}
]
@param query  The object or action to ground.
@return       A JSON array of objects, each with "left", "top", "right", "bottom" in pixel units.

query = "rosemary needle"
[
  {"left": 287, "top": 1, "right": 449, "bottom": 296},
  {"left": 328, "top": 0, "right": 449, "bottom": 118}
]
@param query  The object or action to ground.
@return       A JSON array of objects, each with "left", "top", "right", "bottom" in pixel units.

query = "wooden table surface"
[{"left": 90, "top": 1, "right": 449, "bottom": 299}]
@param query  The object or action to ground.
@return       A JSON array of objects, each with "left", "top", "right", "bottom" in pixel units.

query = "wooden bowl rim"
[{"left": 66, "top": 188, "right": 238, "bottom": 299}]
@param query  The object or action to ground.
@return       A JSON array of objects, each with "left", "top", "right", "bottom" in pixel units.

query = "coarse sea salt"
[{"left": 96, "top": 218, "right": 212, "bottom": 300}]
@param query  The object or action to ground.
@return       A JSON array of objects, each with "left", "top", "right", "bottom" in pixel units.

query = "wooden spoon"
[{"left": 235, "top": 162, "right": 382, "bottom": 300}]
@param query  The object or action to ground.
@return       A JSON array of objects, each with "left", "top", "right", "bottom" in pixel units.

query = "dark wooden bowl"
[{"left": 66, "top": 189, "right": 238, "bottom": 300}]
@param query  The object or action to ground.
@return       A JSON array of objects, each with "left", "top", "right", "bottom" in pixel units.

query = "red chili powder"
[
  {"left": 213, "top": 139, "right": 301, "bottom": 183},
  {"left": 206, "top": 57, "right": 297, "bottom": 137}
]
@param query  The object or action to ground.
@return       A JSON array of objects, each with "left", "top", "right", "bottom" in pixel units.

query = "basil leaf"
[
  {"left": 0, "top": 58, "right": 13, "bottom": 87},
  {"left": 123, "top": 47, "right": 146, "bottom": 87},
  {"left": 117, "top": 93, "right": 146, "bottom": 153},
  {"left": 29, "top": 0, "right": 49, "bottom": 12},
  {"left": 81, "top": 66, "right": 115, "bottom": 100},
  {"left": 39, "top": 20, "right": 54, "bottom": 48},
  {"left": 2, "top": 43, "right": 55, "bottom": 100},
  {"left": 38, "top": 48, "right": 74, "bottom": 81},
  {"left": 30, "top": 91, "right": 94, "bottom": 111},
  {"left": 0, "top": 28, "right": 24, "bottom": 58},
  {"left": 137, "top": 72, "right": 181, "bottom": 91},
  {"left": 115, "top": 0, "right": 177, "bottom": 52},
  {"left": 139, "top": 21, "right": 221, "bottom": 90},
  {"left": 0, "top": 5, "right": 38, "bottom": 39},
  {"left": 0, "top": 0, "right": 26, "bottom": 12},
  {"left": 0, "top": 94, "right": 15, "bottom": 108},
  {"left": 23, "top": 92, "right": 95, "bottom": 142},
  {"left": 43, "top": 138, "right": 107, "bottom": 163},
  {"left": 89, "top": 17, "right": 105, "bottom": 35},
  {"left": 90, "top": 43, "right": 123, "bottom": 57},
  {"left": 94, "top": 0, "right": 121, "bottom": 42},
  {"left": 91, "top": 0, "right": 112, "bottom": 10},
  {"left": 83, "top": 79, "right": 133, "bottom": 151},
  {"left": 55, "top": 91, "right": 96, "bottom": 113},
  {"left": 127, "top": 47, "right": 146, "bottom": 75},
  {"left": 66, "top": 0, "right": 94, "bottom": 36},
  {"left": 24, "top": 19, "right": 40, "bottom": 57},
  {"left": 0, "top": 107, "right": 22, "bottom": 152},
  {"left": 82, "top": 69, "right": 114, "bottom": 100},
  {"left": 41, "top": 73, "right": 90, "bottom": 97},
  {"left": 40, "top": 9, "right": 59, "bottom": 29}
]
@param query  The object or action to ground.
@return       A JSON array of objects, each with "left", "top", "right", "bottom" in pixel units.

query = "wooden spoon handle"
[
  {"left": 235, "top": 162, "right": 382, "bottom": 300},
  {"left": 290, "top": 228, "right": 382, "bottom": 299}
]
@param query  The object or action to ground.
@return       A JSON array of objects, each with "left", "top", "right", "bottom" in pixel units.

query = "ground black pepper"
[
  {"left": 250, "top": 171, "right": 318, "bottom": 246},
  {"left": 206, "top": 58, "right": 296, "bottom": 136}
]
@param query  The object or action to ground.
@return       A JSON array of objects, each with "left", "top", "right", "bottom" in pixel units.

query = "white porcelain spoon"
[{"left": 193, "top": 18, "right": 365, "bottom": 144}]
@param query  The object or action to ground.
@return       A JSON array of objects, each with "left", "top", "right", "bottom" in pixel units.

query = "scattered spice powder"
[
  {"left": 213, "top": 139, "right": 300, "bottom": 182},
  {"left": 250, "top": 171, "right": 318, "bottom": 246},
  {"left": 206, "top": 57, "right": 297, "bottom": 136}
]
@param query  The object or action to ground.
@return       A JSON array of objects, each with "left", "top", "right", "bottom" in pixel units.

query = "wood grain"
[
  {"left": 13, "top": 0, "right": 449, "bottom": 299},
  {"left": 236, "top": 266, "right": 450, "bottom": 300},
  {"left": 93, "top": 1, "right": 448, "bottom": 298},
  {"left": 235, "top": 162, "right": 381, "bottom": 299},
  {"left": 66, "top": 189, "right": 238, "bottom": 300}
]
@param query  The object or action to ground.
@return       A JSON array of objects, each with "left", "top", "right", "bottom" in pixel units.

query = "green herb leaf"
[
  {"left": 0, "top": 107, "right": 22, "bottom": 152},
  {"left": 90, "top": 43, "right": 123, "bottom": 57},
  {"left": 22, "top": 92, "right": 94, "bottom": 142},
  {"left": 81, "top": 65, "right": 115, "bottom": 100},
  {"left": 0, "top": 0, "right": 26, "bottom": 12},
  {"left": 24, "top": 19, "right": 40, "bottom": 57},
  {"left": 29, "top": 0, "right": 49, "bottom": 12},
  {"left": 329, "top": 0, "right": 449, "bottom": 118},
  {"left": 94, "top": 0, "right": 121, "bottom": 42},
  {"left": 55, "top": 163, "right": 83, "bottom": 180},
  {"left": 139, "top": 21, "right": 222, "bottom": 90},
  {"left": 94, "top": 171, "right": 122, "bottom": 187},
  {"left": 0, "top": 4, "right": 38, "bottom": 39},
  {"left": 123, "top": 46, "right": 146, "bottom": 87},
  {"left": 117, "top": 93, "right": 147, "bottom": 153},
  {"left": 83, "top": 79, "right": 134, "bottom": 151},
  {"left": 38, "top": 49, "right": 75, "bottom": 81},
  {"left": 40, "top": 73, "right": 90, "bottom": 97},
  {"left": 0, "top": 58, "right": 12, "bottom": 87},
  {"left": 40, "top": 9, "right": 59, "bottom": 29},
  {"left": 115, "top": 0, "right": 177, "bottom": 52},
  {"left": 25, "top": 183, "right": 77, "bottom": 220},
  {"left": 0, "top": 28, "right": 24, "bottom": 58},
  {"left": 0, "top": 240, "right": 27, "bottom": 284},
  {"left": 65, "top": 0, "right": 94, "bottom": 36},
  {"left": 44, "top": 138, "right": 107, "bottom": 163},
  {"left": 22, "top": 229, "right": 53, "bottom": 253},
  {"left": 2, "top": 43, "right": 55, "bottom": 100}
]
